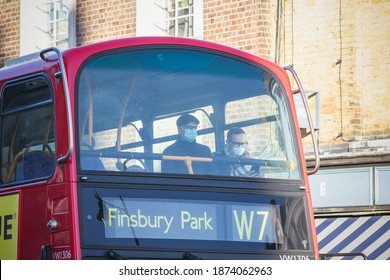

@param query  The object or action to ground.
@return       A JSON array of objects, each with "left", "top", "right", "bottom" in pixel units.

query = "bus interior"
[{"left": 77, "top": 47, "right": 301, "bottom": 180}]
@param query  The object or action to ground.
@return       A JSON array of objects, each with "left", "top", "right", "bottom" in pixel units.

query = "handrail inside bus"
[
  {"left": 40, "top": 47, "right": 74, "bottom": 165},
  {"left": 283, "top": 66, "right": 320, "bottom": 175},
  {"left": 80, "top": 150, "right": 291, "bottom": 172},
  {"left": 156, "top": 108, "right": 213, "bottom": 127},
  {"left": 112, "top": 116, "right": 278, "bottom": 153}
]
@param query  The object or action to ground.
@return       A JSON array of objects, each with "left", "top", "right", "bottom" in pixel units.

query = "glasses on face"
[{"left": 228, "top": 139, "right": 248, "bottom": 148}]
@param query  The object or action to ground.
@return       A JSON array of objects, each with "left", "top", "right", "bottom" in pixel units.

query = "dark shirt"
[
  {"left": 213, "top": 151, "right": 231, "bottom": 176},
  {"left": 161, "top": 139, "right": 212, "bottom": 174}
]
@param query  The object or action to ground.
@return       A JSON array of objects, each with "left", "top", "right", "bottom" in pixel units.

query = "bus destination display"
[{"left": 101, "top": 197, "right": 282, "bottom": 243}]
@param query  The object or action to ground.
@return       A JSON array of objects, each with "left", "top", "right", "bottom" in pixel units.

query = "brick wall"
[
  {"left": 203, "top": 0, "right": 274, "bottom": 61},
  {"left": 0, "top": 1, "right": 20, "bottom": 67},
  {"left": 76, "top": 0, "right": 136, "bottom": 46},
  {"left": 279, "top": 0, "right": 390, "bottom": 151}
]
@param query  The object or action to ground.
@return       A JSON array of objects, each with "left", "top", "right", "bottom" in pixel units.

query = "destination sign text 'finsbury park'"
[{"left": 102, "top": 198, "right": 281, "bottom": 243}]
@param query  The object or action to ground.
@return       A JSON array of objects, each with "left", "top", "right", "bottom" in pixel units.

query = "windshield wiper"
[
  {"left": 119, "top": 194, "right": 141, "bottom": 246},
  {"left": 183, "top": 252, "right": 203, "bottom": 260},
  {"left": 107, "top": 250, "right": 128, "bottom": 260},
  {"left": 107, "top": 250, "right": 203, "bottom": 260}
]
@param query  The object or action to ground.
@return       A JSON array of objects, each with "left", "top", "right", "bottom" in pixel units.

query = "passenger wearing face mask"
[
  {"left": 161, "top": 114, "right": 212, "bottom": 174},
  {"left": 216, "top": 127, "right": 257, "bottom": 177}
]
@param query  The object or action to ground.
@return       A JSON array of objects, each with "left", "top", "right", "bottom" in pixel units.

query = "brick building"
[
  {"left": 0, "top": 0, "right": 389, "bottom": 165},
  {"left": 1, "top": 1, "right": 390, "bottom": 259}
]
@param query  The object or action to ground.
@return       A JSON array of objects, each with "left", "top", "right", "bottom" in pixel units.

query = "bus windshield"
[{"left": 77, "top": 47, "right": 301, "bottom": 180}]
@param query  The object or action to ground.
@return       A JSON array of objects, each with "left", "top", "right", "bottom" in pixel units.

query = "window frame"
[
  {"left": 20, "top": 0, "right": 76, "bottom": 56},
  {"left": 0, "top": 74, "right": 56, "bottom": 185},
  {"left": 136, "top": 0, "right": 203, "bottom": 39}
]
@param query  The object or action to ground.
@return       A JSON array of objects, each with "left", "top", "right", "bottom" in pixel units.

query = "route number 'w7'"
[{"left": 233, "top": 210, "right": 269, "bottom": 241}]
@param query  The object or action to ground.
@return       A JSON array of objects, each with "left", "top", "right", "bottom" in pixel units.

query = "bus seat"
[
  {"left": 21, "top": 151, "right": 56, "bottom": 180},
  {"left": 81, "top": 156, "right": 105, "bottom": 170},
  {"left": 126, "top": 165, "right": 146, "bottom": 172}
]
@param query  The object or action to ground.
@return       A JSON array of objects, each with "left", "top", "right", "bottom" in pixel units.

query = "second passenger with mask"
[
  {"left": 161, "top": 114, "right": 212, "bottom": 174},
  {"left": 215, "top": 127, "right": 259, "bottom": 177}
]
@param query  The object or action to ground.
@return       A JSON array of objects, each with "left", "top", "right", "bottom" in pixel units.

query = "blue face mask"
[
  {"left": 232, "top": 145, "right": 245, "bottom": 157},
  {"left": 183, "top": 129, "right": 197, "bottom": 142}
]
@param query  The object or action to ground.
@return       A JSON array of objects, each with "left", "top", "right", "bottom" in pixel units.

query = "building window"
[
  {"left": 20, "top": 0, "right": 75, "bottom": 56},
  {"left": 136, "top": 0, "right": 203, "bottom": 39},
  {"left": 165, "top": 0, "right": 194, "bottom": 37},
  {"left": 46, "top": 0, "right": 69, "bottom": 49}
]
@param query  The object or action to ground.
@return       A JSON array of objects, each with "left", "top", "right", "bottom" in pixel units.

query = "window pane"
[
  {"left": 159, "top": 0, "right": 194, "bottom": 37},
  {"left": 2, "top": 77, "right": 52, "bottom": 113},
  {"left": 1, "top": 77, "right": 55, "bottom": 183},
  {"left": 77, "top": 48, "right": 301, "bottom": 180},
  {"left": 47, "top": 0, "right": 70, "bottom": 48}
]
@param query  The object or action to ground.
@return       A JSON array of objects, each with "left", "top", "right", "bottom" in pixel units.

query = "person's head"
[
  {"left": 226, "top": 127, "right": 248, "bottom": 157},
  {"left": 176, "top": 114, "right": 200, "bottom": 143}
]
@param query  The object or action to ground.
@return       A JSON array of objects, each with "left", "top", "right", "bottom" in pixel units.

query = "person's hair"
[
  {"left": 176, "top": 114, "right": 200, "bottom": 127},
  {"left": 227, "top": 127, "right": 246, "bottom": 140}
]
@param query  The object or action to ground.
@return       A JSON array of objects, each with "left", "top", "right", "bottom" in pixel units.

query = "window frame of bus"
[{"left": 0, "top": 74, "right": 56, "bottom": 185}]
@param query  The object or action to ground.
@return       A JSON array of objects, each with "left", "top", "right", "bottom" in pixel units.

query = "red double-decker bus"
[{"left": 0, "top": 37, "right": 320, "bottom": 260}]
